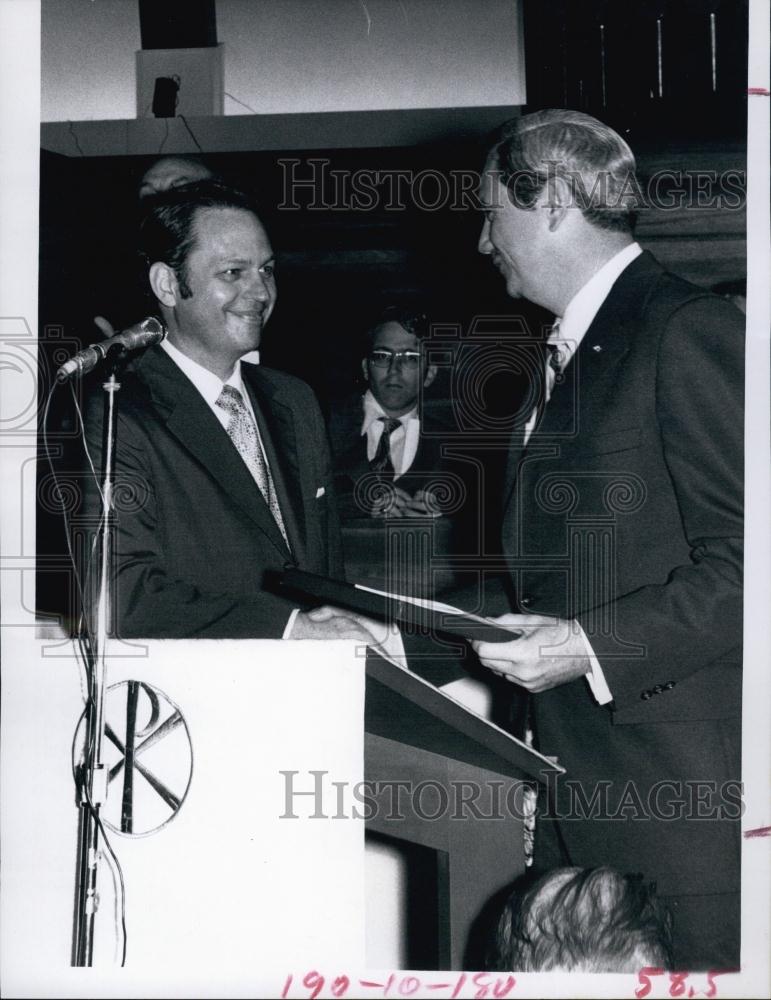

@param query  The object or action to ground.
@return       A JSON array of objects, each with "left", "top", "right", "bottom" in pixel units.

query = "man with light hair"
[{"left": 466, "top": 109, "right": 743, "bottom": 968}]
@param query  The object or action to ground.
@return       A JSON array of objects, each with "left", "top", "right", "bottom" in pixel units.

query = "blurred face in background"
[
  {"left": 139, "top": 156, "right": 214, "bottom": 200},
  {"left": 363, "top": 321, "right": 436, "bottom": 417}
]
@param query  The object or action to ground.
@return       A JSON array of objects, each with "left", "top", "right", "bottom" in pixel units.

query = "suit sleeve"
[
  {"left": 579, "top": 295, "right": 744, "bottom": 708},
  {"left": 307, "top": 387, "right": 344, "bottom": 580},
  {"left": 78, "top": 394, "right": 302, "bottom": 640}
]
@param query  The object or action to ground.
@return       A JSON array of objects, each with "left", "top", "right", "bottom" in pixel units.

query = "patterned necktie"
[
  {"left": 215, "top": 385, "right": 289, "bottom": 546},
  {"left": 369, "top": 416, "right": 401, "bottom": 475},
  {"left": 545, "top": 342, "right": 564, "bottom": 401},
  {"left": 531, "top": 324, "right": 565, "bottom": 435}
]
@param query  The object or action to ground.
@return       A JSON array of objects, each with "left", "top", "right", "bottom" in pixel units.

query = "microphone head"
[
  {"left": 132, "top": 316, "right": 166, "bottom": 342},
  {"left": 122, "top": 316, "right": 166, "bottom": 350},
  {"left": 139, "top": 316, "right": 165, "bottom": 337}
]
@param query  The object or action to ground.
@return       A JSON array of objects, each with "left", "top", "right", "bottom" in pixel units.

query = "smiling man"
[
  {"left": 80, "top": 181, "right": 371, "bottom": 641},
  {"left": 467, "top": 110, "right": 744, "bottom": 969}
]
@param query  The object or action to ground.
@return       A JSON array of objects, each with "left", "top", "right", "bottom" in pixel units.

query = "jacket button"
[
  {"left": 520, "top": 597, "right": 532, "bottom": 607},
  {"left": 652, "top": 684, "right": 663, "bottom": 694},
  {"left": 641, "top": 690, "right": 652, "bottom": 700},
  {"left": 663, "top": 681, "right": 675, "bottom": 690}
]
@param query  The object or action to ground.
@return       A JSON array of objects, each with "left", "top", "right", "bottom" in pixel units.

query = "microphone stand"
[{"left": 73, "top": 356, "right": 126, "bottom": 966}]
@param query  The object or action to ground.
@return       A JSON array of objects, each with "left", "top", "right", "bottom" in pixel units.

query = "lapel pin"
[{"left": 592, "top": 344, "right": 603, "bottom": 352}]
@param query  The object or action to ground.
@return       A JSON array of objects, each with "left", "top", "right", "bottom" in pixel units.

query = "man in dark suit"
[
  {"left": 80, "top": 181, "right": 371, "bottom": 642},
  {"left": 329, "top": 305, "right": 452, "bottom": 518},
  {"left": 468, "top": 110, "right": 743, "bottom": 968}
]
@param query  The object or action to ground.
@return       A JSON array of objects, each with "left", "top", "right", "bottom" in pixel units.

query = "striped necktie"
[
  {"left": 369, "top": 416, "right": 400, "bottom": 475},
  {"left": 215, "top": 385, "right": 289, "bottom": 547}
]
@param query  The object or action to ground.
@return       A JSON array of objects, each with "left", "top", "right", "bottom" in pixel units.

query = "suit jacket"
[
  {"left": 79, "top": 347, "right": 342, "bottom": 639},
  {"left": 500, "top": 252, "right": 744, "bottom": 896},
  {"left": 329, "top": 396, "right": 457, "bottom": 515}
]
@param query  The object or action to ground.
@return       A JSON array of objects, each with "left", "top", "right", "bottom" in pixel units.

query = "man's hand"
[
  {"left": 472, "top": 613, "right": 591, "bottom": 693},
  {"left": 370, "top": 485, "right": 412, "bottom": 518},
  {"left": 289, "top": 605, "right": 378, "bottom": 642},
  {"left": 93, "top": 315, "right": 116, "bottom": 339},
  {"left": 401, "top": 488, "right": 442, "bottom": 518},
  {"left": 371, "top": 486, "right": 442, "bottom": 519}
]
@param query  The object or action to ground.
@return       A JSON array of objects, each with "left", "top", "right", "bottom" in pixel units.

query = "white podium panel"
[{"left": 1, "top": 637, "right": 366, "bottom": 996}]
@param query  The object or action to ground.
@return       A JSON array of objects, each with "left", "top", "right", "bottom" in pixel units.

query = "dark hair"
[
  {"left": 365, "top": 305, "right": 430, "bottom": 350},
  {"left": 490, "top": 866, "right": 673, "bottom": 973},
  {"left": 138, "top": 180, "right": 263, "bottom": 299},
  {"left": 137, "top": 154, "right": 215, "bottom": 198},
  {"left": 488, "top": 109, "right": 639, "bottom": 233}
]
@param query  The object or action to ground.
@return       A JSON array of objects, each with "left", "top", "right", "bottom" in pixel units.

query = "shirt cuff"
[
  {"left": 576, "top": 622, "right": 614, "bottom": 705},
  {"left": 282, "top": 608, "right": 301, "bottom": 639}
]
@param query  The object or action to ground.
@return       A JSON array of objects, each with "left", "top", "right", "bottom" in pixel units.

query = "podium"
[
  {"left": 1, "top": 635, "right": 561, "bottom": 995},
  {"left": 364, "top": 651, "right": 561, "bottom": 969}
]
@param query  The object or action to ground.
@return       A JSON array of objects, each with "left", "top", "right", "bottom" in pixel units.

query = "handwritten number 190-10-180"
[{"left": 281, "top": 972, "right": 517, "bottom": 999}]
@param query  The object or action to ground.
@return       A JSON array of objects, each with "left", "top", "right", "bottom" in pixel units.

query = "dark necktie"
[
  {"left": 215, "top": 385, "right": 289, "bottom": 546},
  {"left": 531, "top": 335, "right": 564, "bottom": 436},
  {"left": 369, "top": 416, "right": 401, "bottom": 475}
]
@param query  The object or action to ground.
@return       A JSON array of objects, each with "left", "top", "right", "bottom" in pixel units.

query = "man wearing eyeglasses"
[{"left": 330, "top": 306, "right": 447, "bottom": 519}]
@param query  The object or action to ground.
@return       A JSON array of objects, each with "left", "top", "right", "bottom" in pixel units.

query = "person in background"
[
  {"left": 489, "top": 866, "right": 673, "bottom": 972},
  {"left": 138, "top": 154, "right": 215, "bottom": 200},
  {"left": 329, "top": 305, "right": 451, "bottom": 518}
]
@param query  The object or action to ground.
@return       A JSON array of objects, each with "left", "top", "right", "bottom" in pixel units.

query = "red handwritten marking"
[
  {"left": 744, "top": 825, "right": 771, "bottom": 838},
  {"left": 634, "top": 966, "right": 739, "bottom": 999},
  {"left": 302, "top": 971, "right": 325, "bottom": 1000},
  {"left": 450, "top": 973, "right": 468, "bottom": 999},
  {"left": 493, "top": 976, "right": 517, "bottom": 998},
  {"left": 669, "top": 971, "right": 689, "bottom": 996},
  {"left": 637, "top": 967, "right": 665, "bottom": 998},
  {"left": 426, "top": 986, "right": 453, "bottom": 990},
  {"left": 747, "top": 87, "right": 771, "bottom": 96},
  {"left": 331, "top": 975, "right": 350, "bottom": 997}
]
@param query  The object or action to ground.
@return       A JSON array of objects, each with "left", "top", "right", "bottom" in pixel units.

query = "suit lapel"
[
  {"left": 134, "top": 349, "right": 292, "bottom": 559},
  {"left": 501, "top": 252, "right": 662, "bottom": 512},
  {"left": 243, "top": 366, "right": 307, "bottom": 564}
]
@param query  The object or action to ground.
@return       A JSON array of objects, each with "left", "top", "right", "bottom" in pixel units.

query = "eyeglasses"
[{"left": 368, "top": 350, "right": 422, "bottom": 370}]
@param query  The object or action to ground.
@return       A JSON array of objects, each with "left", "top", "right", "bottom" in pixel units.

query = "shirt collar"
[
  {"left": 161, "top": 338, "right": 248, "bottom": 407},
  {"left": 361, "top": 389, "right": 418, "bottom": 435},
  {"left": 550, "top": 243, "right": 642, "bottom": 361}
]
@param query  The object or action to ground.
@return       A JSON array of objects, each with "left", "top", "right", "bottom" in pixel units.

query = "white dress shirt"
[
  {"left": 524, "top": 242, "right": 643, "bottom": 446},
  {"left": 523, "top": 243, "right": 643, "bottom": 705},
  {"left": 161, "top": 338, "right": 264, "bottom": 444},
  {"left": 361, "top": 389, "right": 421, "bottom": 478}
]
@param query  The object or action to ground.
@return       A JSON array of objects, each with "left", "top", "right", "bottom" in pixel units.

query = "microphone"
[{"left": 56, "top": 317, "right": 166, "bottom": 382}]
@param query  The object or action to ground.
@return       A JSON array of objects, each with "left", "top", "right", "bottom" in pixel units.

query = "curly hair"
[{"left": 491, "top": 866, "right": 673, "bottom": 973}]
